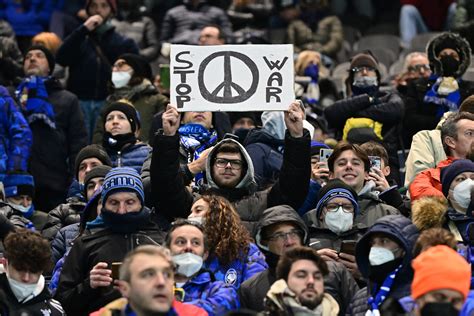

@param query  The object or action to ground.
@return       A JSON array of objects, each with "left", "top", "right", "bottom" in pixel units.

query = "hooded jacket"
[
  {"left": 150, "top": 129, "right": 311, "bottom": 236},
  {"left": 348, "top": 215, "right": 419, "bottom": 316},
  {"left": 403, "top": 32, "right": 474, "bottom": 146},
  {"left": 240, "top": 205, "right": 359, "bottom": 315}
]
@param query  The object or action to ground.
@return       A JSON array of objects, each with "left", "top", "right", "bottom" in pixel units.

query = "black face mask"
[
  {"left": 420, "top": 302, "right": 459, "bottom": 316},
  {"left": 101, "top": 207, "right": 150, "bottom": 233},
  {"left": 233, "top": 128, "right": 250, "bottom": 144},
  {"left": 368, "top": 257, "right": 403, "bottom": 285},
  {"left": 103, "top": 132, "right": 136, "bottom": 152},
  {"left": 440, "top": 55, "right": 460, "bottom": 77}
]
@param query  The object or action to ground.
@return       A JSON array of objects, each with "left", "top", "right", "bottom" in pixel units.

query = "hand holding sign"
[
  {"left": 162, "top": 105, "right": 181, "bottom": 136},
  {"left": 284, "top": 101, "right": 304, "bottom": 138}
]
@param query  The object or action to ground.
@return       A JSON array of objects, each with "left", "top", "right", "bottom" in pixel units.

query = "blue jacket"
[
  {"left": 107, "top": 142, "right": 151, "bottom": 174},
  {"left": 56, "top": 24, "right": 138, "bottom": 100},
  {"left": 204, "top": 242, "right": 268, "bottom": 289},
  {"left": 0, "top": 86, "right": 32, "bottom": 180},
  {"left": 182, "top": 271, "right": 239, "bottom": 316},
  {"left": 298, "top": 179, "right": 322, "bottom": 216},
  {"left": 0, "top": 0, "right": 53, "bottom": 36},
  {"left": 51, "top": 222, "right": 79, "bottom": 265}
]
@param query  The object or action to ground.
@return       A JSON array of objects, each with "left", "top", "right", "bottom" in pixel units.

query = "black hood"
[
  {"left": 426, "top": 32, "right": 471, "bottom": 77},
  {"left": 255, "top": 205, "right": 309, "bottom": 252},
  {"left": 243, "top": 128, "right": 285, "bottom": 151}
]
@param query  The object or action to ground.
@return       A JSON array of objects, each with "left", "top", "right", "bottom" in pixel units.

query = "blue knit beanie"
[
  {"left": 4, "top": 173, "right": 35, "bottom": 198},
  {"left": 315, "top": 178, "right": 359, "bottom": 218},
  {"left": 441, "top": 159, "right": 474, "bottom": 197},
  {"left": 101, "top": 167, "right": 144, "bottom": 206}
]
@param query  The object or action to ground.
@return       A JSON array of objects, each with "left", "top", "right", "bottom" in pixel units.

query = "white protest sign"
[{"left": 170, "top": 44, "right": 294, "bottom": 112}]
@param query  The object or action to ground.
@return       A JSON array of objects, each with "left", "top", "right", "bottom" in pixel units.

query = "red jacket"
[
  {"left": 409, "top": 157, "right": 455, "bottom": 201},
  {"left": 400, "top": 0, "right": 455, "bottom": 30}
]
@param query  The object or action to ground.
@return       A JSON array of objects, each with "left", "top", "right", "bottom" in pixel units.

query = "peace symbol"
[{"left": 198, "top": 51, "right": 259, "bottom": 103}]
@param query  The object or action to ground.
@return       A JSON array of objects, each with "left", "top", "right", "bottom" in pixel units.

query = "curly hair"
[
  {"left": 200, "top": 194, "right": 252, "bottom": 265},
  {"left": 4, "top": 229, "right": 51, "bottom": 273}
]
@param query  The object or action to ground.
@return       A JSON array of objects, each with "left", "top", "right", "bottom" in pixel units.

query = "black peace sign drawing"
[{"left": 198, "top": 51, "right": 259, "bottom": 103}]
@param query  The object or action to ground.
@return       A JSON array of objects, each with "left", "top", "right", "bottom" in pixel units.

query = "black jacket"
[
  {"left": 54, "top": 214, "right": 165, "bottom": 316},
  {"left": 150, "top": 130, "right": 311, "bottom": 236},
  {"left": 28, "top": 78, "right": 87, "bottom": 194},
  {"left": 0, "top": 273, "right": 65, "bottom": 315},
  {"left": 56, "top": 24, "right": 138, "bottom": 100},
  {"left": 41, "top": 197, "right": 85, "bottom": 241}
]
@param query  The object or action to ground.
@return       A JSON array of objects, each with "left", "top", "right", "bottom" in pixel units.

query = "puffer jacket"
[
  {"left": 240, "top": 205, "right": 359, "bottom": 315},
  {"left": 204, "top": 242, "right": 268, "bottom": 289},
  {"left": 347, "top": 215, "right": 419, "bottom": 316},
  {"left": 41, "top": 197, "right": 85, "bottom": 241},
  {"left": 151, "top": 130, "right": 311, "bottom": 237},
  {"left": 107, "top": 142, "right": 151, "bottom": 174},
  {"left": 54, "top": 209, "right": 165, "bottom": 316},
  {"left": 0, "top": 202, "right": 47, "bottom": 231},
  {"left": 409, "top": 157, "right": 454, "bottom": 201},
  {"left": 181, "top": 271, "right": 239, "bottom": 316},
  {"left": 0, "top": 85, "right": 32, "bottom": 180},
  {"left": 51, "top": 223, "right": 80, "bottom": 265}
]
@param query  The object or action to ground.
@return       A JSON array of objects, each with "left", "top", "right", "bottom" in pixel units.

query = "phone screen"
[
  {"left": 339, "top": 241, "right": 357, "bottom": 256},
  {"left": 160, "top": 64, "right": 170, "bottom": 90}
]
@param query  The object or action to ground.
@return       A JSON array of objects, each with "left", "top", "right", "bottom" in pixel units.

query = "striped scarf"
[{"left": 365, "top": 264, "right": 403, "bottom": 316}]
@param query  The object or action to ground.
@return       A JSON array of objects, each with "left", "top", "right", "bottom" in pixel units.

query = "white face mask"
[
  {"left": 187, "top": 216, "right": 204, "bottom": 225},
  {"left": 6, "top": 275, "right": 39, "bottom": 302},
  {"left": 111, "top": 71, "right": 132, "bottom": 88},
  {"left": 453, "top": 178, "right": 474, "bottom": 210},
  {"left": 172, "top": 252, "right": 203, "bottom": 277},
  {"left": 12, "top": 203, "right": 31, "bottom": 214},
  {"left": 324, "top": 206, "right": 353, "bottom": 234},
  {"left": 369, "top": 246, "right": 395, "bottom": 266}
]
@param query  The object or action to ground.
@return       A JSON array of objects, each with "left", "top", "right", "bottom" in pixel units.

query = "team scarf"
[
  {"left": 423, "top": 75, "right": 461, "bottom": 119},
  {"left": 365, "top": 264, "right": 403, "bottom": 316}
]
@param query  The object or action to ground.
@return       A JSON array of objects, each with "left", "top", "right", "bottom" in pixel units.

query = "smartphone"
[
  {"left": 319, "top": 148, "right": 333, "bottom": 164},
  {"left": 368, "top": 155, "right": 381, "bottom": 170},
  {"left": 159, "top": 64, "right": 170, "bottom": 90},
  {"left": 111, "top": 262, "right": 122, "bottom": 280},
  {"left": 339, "top": 240, "right": 357, "bottom": 256}
]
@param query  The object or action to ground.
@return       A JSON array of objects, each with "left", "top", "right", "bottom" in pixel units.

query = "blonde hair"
[{"left": 295, "top": 50, "right": 329, "bottom": 78}]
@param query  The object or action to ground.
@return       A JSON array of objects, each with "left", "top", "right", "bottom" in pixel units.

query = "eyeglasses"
[
  {"left": 352, "top": 66, "right": 376, "bottom": 73},
  {"left": 268, "top": 229, "right": 302, "bottom": 242},
  {"left": 325, "top": 203, "right": 354, "bottom": 213},
  {"left": 214, "top": 158, "right": 243, "bottom": 170},
  {"left": 407, "top": 64, "right": 430, "bottom": 73}
]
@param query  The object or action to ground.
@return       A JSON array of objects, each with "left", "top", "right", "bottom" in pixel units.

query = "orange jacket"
[{"left": 409, "top": 157, "right": 455, "bottom": 201}]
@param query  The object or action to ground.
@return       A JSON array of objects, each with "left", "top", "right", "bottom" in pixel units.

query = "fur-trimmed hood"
[
  {"left": 426, "top": 32, "right": 471, "bottom": 77},
  {"left": 412, "top": 196, "right": 448, "bottom": 231}
]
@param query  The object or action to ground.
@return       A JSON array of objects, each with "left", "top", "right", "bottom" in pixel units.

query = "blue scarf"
[
  {"left": 16, "top": 76, "right": 56, "bottom": 129},
  {"left": 178, "top": 123, "right": 217, "bottom": 185},
  {"left": 366, "top": 264, "right": 402, "bottom": 316},
  {"left": 423, "top": 75, "right": 461, "bottom": 119},
  {"left": 86, "top": 214, "right": 105, "bottom": 229}
]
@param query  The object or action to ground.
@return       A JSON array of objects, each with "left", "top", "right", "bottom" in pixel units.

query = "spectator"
[
  {"left": 411, "top": 245, "right": 470, "bottom": 315},
  {"left": 159, "top": 0, "right": 233, "bottom": 45},
  {"left": 110, "top": 0, "right": 159, "bottom": 62},
  {"left": 90, "top": 245, "right": 207, "bottom": 315},
  {"left": 0, "top": 86, "right": 32, "bottom": 182},
  {"left": 0, "top": 229, "right": 64, "bottom": 314},
  {"left": 41, "top": 145, "right": 112, "bottom": 242},
  {"left": 409, "top": 111, "right": 474, "bottom": 201},
  {"left": 452, "top": 0, "right": 474, "bottom": 50},
  {"left": 56, "top": 0, "right": 138, "bottom": 140},
  {"left": 101, "top": 101, "right": 151, "bottom": 173},
  {"left": 239, "top": 205, "right": 359, "bottom": 313},
  {"left": 187, "top": 194, "right": 268, "bottom": 288},
  {"left": 55, "top": 167, "right": 166, "bottom": 315},
  {"left": 199, "top": 25, "right": 226, "bottom": 45},
  {"left": 151, "top": 103, "right": 310, "bottom": 236},
  {"left": 0, "top": 21, "right": 24, "bottom": 87},
  {"left": 403, "top": 32, "right": 474, "bottom": 147},
  {"left": 92, "top": 54, "right": 168, "bottom": 144},
  {"left": 400, "top": 0, "right": 456, "bottom": 46},
  {"left": 265, "top": 246, "right": 339, "bottom": 315},
  {"left": 348, "top": 215, "right": 419, "bottom": 315},
  {"left": 285, "top": 1, "right": 343, "bottom": 59},
  {"left": 394, "top": 52, "right": 431, "bottom": 96},
  {"left": 31, "top": 32, "right": 65, "bottom": 81},
  {"left": 3, "top": 172, "right": 47, "bottom": 230},
  {"left": 324, "top": 52, "right": 404, "bottom": 184},
  {"left": 412, "top": 227, "right": 457, "bottom": 257},
  {"left": 0, "top": 0, "right": 53, "bottom": 53},
  {"left": 17, "top": 45, "right": 88, "bottom": 211},
  {"left": 165, "top": 219, "right": 239, "bottom": 315}
]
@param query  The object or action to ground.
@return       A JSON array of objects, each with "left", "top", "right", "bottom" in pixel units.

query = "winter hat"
[
  {"left": 3, "top": 172, "right": 35, "bottom": 198},
  {"left": 25, "top": 45, "right": 55, "bottom": 75},
  {"left": 75, "top": 145, "right": 112, "bottom": 180},
  {"left": 101, "top": 167, "right": 144, "bottom": 206},
  {"left": 86, "top": 0, "right": 117, "bottom": 15},
  {"left": 118, "top": 54, "right": 153, "bottom": 81},
  {"left": 228, "top": 112, "right": 261, "bottom": 128},
  {"left": 310, "top": 140, "right": 330, "bottom": 157},
  {"left": 412, "top": 245, "right": 470, "bottom": 300},
  {"left": 84, "top": 165, "right": 112, "bottom": 195},
  {"left": 440, "top": 159, "right": 474, "bottom": 197},
  {"left": 103, "top": 101, "right": 140, "bottom": 133},
  {"left": 315, "top": 179, "right": 359, "bottom": 218},
  {"left": 350, "top": 52, "right": 379, "bottom": 73}
]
